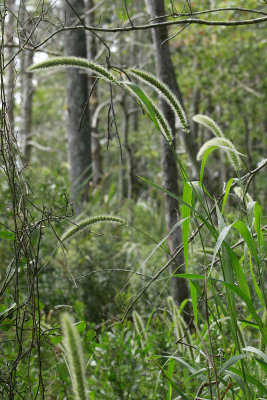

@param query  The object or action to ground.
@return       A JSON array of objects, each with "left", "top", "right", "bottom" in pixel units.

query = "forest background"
[{"left": 0, "top": 0, "right": 266, "bottom": 399}]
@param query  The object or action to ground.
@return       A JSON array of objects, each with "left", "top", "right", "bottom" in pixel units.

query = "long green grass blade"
[
  {"left": 167, "top": 358, "right": 175, "bottom": 400},
  {"left": 221, "top": 178, "right": 234, "bottom": 214},
  {"left": 233, "top": 221, "right": 260, "bottom": 267},
  {"left": 224, "top": 370, "right": 247, "bottom": 397},
  {"left": 122, "top": 81, "right": 161, "bottom": 131},
  {"left": 150, "top": 357, "right": 189, "bottom": 400},
  {"left": 242, "top": 346, "right": 267, "bottom": 363},
  {"left": 254, "top": 202, "right": 264, "bottom": 248},
  {"left": 230, "top": 367, "right": 267, "bottom": 395},
  {"left": 182, "top": 182, "right": 192, "bottom": 272},
  {"left": 199, "top": 146, "right": 216, "bottom": 184},
  {"left": 218, "top": 354, "right": 248, "bottom": 375}
]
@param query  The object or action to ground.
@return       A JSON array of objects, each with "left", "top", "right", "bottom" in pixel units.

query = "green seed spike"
[
  {"left": 133, "top": 311, "right": 147, "bottom": 338},
  {"left": 61, "top": 313, "right": 88, "bottom": 400},
  {"left": 129, "top": 69, "right": 189, "bottom": 133},
  {"left": 61, "top": 215, "right": 125, "bottom": 242},
  {"left": 28, "top": 56, "right": 115, "bottom": 82},
  {"left": 192, "top": 114, "right": 224, "bottom": 137},
  {"left": 150, "top": 102, "right": 174, "bottom": 144},
  {"left": 197, "top": 137, "right": 242, "bottom": 171}
]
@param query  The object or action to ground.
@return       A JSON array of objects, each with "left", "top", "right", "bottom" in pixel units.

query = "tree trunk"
[
  {"left": 64, "top": 0, "right": 91, "bottom": 212},
  {"left": 145, "top": 0, "right": 191, "bottom": 323},
  {"left": 5, "top": 0, "right": 16, "bottom": 136},
  {"left": 20, "top": 4, "right": 34, "bottom": 163},
  {"left": 85, "top": 0, "right": 103, "bottom": 186}
]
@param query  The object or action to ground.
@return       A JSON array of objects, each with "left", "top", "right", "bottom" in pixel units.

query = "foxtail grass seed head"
[
  {"left": 133, "top": 311, "right": 146, "bottom": 337},
  {"left": 150, "top": 102, "right": 174, "bottom": 144},
  {"left": 192, "top": 114, "right": 224, "bottom": 137},
  {"left": 28, "top": 57, "right": 115, "bottom": 82},
  {"left": 61, "top": 215, "right": 125, "bottom": 242},
  {"left": 129, "top": 69, "right": 189, "bottom": 133},
  {"left": 197, "top": 137, "right": 242, "bottom": 171},
  {"left": 61, "top": 313, "right": 88, "bottom": 400}
]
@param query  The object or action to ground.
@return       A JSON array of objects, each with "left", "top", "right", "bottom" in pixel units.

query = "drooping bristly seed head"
[
  {"left": 129, "top": 69, "right": 189, "bottom": 133},
  {"left": 197, "top": 137, "right": 242, "bottom": 171},
  {"left": 60, "top": 215, "right": 126, "bottom": 242},
  {"left": 192, "top": 114, "right": 224, "bottom": 137},
  {"left": 28, "top": 56, "right": 115, "bottom": 82}
]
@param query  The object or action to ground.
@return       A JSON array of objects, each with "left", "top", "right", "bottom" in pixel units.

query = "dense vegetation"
[{"left": 0, "top": 1, "right": 266, "bottom": 399}]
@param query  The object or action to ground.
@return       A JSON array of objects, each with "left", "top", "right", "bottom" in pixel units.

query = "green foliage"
[{"left": 1, "top": 1, "right": 266, "bottom": 398}]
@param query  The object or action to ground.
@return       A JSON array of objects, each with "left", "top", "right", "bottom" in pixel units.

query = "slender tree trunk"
[
  {"left": 85, "top": 0, "right": 102, "bottom": 186},
  {"left": 121, "top": 95, "right": 135, "bottom": 200},
  {"left": 64, "top": 0, "right": 91, "bottom": 212},
  {"left": 20, "top": 4, "right": 34, "bottom": 163},
  {"left": 145, "top": 0, "right": 191, "bottom": 323},
  {"left": 5, "top": 0, "right": 16, "bottom": 136}
]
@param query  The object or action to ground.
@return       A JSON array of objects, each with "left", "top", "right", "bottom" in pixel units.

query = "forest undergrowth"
[{"left": 1, "top": 5, "right": 267, "bottom": 400}]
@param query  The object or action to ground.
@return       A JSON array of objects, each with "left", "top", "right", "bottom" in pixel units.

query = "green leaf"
[
  {"left": 230, "top": 366, "right": 267, "bottom": 394},
  {"left": 182, "top": 182, "right": 193, "bottom": 272},
  {"left": 0, "top": 304, "right": 7, "bottom": 313},
  {"left": 75, "top": 320, "right": 86, "bottom": 333},
  {"left": 50, "top": 335, "right": 63, "bottom": 345},
  {"left": 34, "top": 298, "right": 44, "bottom": 311},
  {"left": 171, "top": 356, "right": 207, "bottom": 382},
  {"left": 150, "top": 357, "right": 189, "bottom": 400},
  {"left": 221, "top": 178, "right": 234, "bottom": 215},
  {"left": 254, "top": 202, "right": 263, "bottom": 248},
  {"left": 0, "top": 231, "right": 15, "bottom": 240},
  {"left": 218, "top": 354, "right": 247, "bottom": 375},
  {"left": 167, "top": 358, "right": 175, "bottom": 400},
  {"left": 242, "top": 346, "right": 267, "bottom": 363},
  {"left": 189, "top": 280, "right": 198, "bottom": 325},
  {"left": 122, "top": 82, "right": 161, "bottom": 131},
  {"left": 0, "top": 302, "right": 16, "bottom": 317},
  {"left": 211, "top": 224, "right": 233, "bottom": 267},
  {"left": 232, "top": 220, "right": 260, "bottom": 267},
  {"left": 223, "top": 370, "right": 247, "bottom": 396},
  {"left": 0, "top": 318, "right": 14, "bottom": 331},
  {"left": 173, "top": 273, "right": 205, "bottom": 279},
  {"left": 86, "top": 329, "right": 96, "bottom": 342},
  {"left": 238, "top": 319, "right": 259, "bottom": 329},
  {"left": 199, "top": 146, "right": 216, "bottom": 184},
  {"left": 255, "top": 358, "right": 267, "bottom": 375}
]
